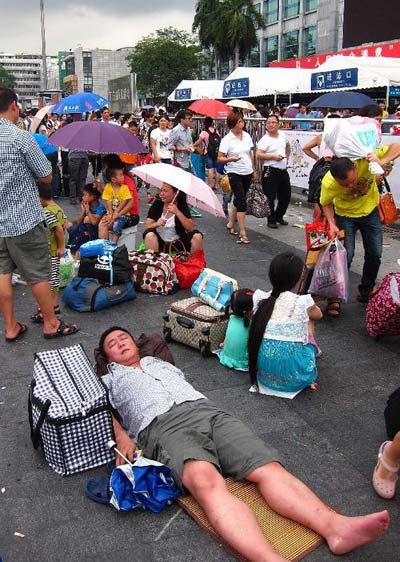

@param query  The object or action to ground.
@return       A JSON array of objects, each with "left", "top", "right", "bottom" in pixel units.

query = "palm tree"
[
  {"left": 193, "top": 0, "right": 264, "bottom": 76},
  {"left": 221, "top": 0, "right": 265, "bottom": 69}
]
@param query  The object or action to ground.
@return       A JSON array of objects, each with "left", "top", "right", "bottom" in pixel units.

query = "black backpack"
[
  {"left": 206, "top": 128, "right": 221, "bottom": 159},
  {"left": 307, "top": 157, "right": 332, "bottom": 204}
]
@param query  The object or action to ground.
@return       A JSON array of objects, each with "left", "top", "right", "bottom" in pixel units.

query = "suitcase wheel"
[
  {"left": 164, "top": 327, "right": 172, "bottom": 342},
  {"left": 199, "top": 342, "right": 211, "bottom": 357}
]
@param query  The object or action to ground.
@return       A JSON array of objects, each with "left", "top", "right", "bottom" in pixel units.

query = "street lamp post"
[{"left": 40, "top": 0, "right": 48, "bottom": 90}]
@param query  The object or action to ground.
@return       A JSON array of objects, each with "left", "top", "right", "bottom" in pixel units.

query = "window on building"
[
  {"left": 282, "top": 30, "right": 299, "bottom": 59},
  {"left": 304, "top": 0, "right": 318, "bottom": 12},
  {"left": 283, "top": 0, "right": 300, "bottom": 18},
  {"left": 263, "top": 0, "right": 279, "bottom": 24},
  {"left": 82, "top": 52, "right": 92, "bottom": 75},
  {"left": 264, "top": 35, "right": 279, "bottom": 64},
  {"left": 303, "top": 26, "right": 317, "bottom": 56},
  {"left": 249, "top": 44, "right": 260, "bottom": 66}
]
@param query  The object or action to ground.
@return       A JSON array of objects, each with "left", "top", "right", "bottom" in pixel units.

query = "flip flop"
[
  {"left": 237, "top": 235, "right": 250, "bottom": 245},
  {"left": 372, "top": 441, "right": 400, "bottom": 499},
  {"left": 43, "top": 320, "right": 79, "bottom": 339},
  {"left": 226, "top": 224, "right": 238, "bottom": 236},
  {"left": 85, "top": 477, "right": 111, "bottom": 506},
  {"left": 5, "top": 322, "right": 28, "bottom": 343}
]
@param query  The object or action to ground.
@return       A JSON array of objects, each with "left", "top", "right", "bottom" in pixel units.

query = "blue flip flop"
[{"left": 85, "top": 476, "right": 111, "bottom": 505}]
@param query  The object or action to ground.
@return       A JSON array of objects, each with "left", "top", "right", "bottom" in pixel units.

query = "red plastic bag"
[
  {"left": 173, "top": 250, "right": 206, "bottom": 289},
  {"left": 305, "top": 211, "right": 331, "bottom": 250}
]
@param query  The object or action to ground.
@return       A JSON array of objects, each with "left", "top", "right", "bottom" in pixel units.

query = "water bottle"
[{"left": 297, "top": 201, "right": 304, "bottom": 224}]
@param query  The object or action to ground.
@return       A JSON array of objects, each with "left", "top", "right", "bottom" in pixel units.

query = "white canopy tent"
[
  {"left": 294, "top": 56, "right": 400, "bottom": 94},
  {"left": 168, "top": 80, "right": 224, "bottom": 102},
  {"left": 222, "top": 66, "right": 305, "bottom": 98}
]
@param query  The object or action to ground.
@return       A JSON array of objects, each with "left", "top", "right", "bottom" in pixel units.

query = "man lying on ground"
[{"left": 97, "top": 326, "right": 389, "bottom": 562}]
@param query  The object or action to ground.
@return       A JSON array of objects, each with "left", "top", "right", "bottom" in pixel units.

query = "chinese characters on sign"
[
  {"left": 223, "top": 78, "right": 250, "bottom": 98},
  {"left": 175, "top": 88, "right": 192, "bottom": 100},
  {"left": 311, "top": 68, "right": 358, "bottom": 91},
  {"left": 108, "top": 75, "right": 136, "bottom": 113}
]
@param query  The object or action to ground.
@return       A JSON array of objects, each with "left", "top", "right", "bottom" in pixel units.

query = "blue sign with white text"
[
  {"left": 223, "top": 78, "right": 250, "bottom": 98},
  {"left": 175, "top": 88, "right": 192, "bottom": 100},
  {"left": 389, "top": 86, "right": 400, "bottom": 97},
  {"left": 311, "top": 68, "right": 358, "bottom": 91}
]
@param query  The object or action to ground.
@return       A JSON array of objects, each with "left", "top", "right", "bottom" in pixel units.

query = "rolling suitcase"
[
  {"left": 163, "top": 297, "right": 228, "bottom": 357},
  {"left": 366, "top": 273, "right": 400, "bottom": 338}
]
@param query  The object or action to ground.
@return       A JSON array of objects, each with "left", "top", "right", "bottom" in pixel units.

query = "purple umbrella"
[{"left": 48, "top": 121, "right": 147, "bottom": 154}]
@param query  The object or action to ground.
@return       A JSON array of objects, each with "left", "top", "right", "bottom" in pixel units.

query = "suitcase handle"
[{"left": 176, "top": 316, "right": 195, "bottom": 329}]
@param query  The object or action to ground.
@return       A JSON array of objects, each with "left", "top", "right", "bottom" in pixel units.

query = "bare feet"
[
  {"left": 326, "top": 511, "right": 390, "bottom": 555},
  {"left": 310, "top": 382, "right": 319, "bottom": 391}
]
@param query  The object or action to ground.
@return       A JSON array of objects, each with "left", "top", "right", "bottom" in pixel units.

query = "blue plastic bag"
[
  {"left": 79, "top": 239, "right": 117, "bottom": 258},
  {"left": 109, "top": 456, "right": 180, "bottom": 512}
]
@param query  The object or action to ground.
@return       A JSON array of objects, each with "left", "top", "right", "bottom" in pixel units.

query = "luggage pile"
[{"left": 164, "top": 268, "right": 238, "bottom": 356}]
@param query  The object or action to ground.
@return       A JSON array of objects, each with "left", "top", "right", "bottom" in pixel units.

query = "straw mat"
[{"left": 178, "top": 477, "right": 324, "bottom": 562}]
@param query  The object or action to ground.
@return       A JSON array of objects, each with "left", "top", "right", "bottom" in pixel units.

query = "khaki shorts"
[
  {"left": 0, "top": 223, "right": 50, "bottom": 284},
  {"left": 138, "top": 399, "right": 280, "bottom": 489}
]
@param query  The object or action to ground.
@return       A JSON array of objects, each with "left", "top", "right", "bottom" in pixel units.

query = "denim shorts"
[
  {"left": 204, "top": 154, "right": 218, "bottom": 169},
  {"left": 111, "top": 216, "right": 128, "bottom": 236}
]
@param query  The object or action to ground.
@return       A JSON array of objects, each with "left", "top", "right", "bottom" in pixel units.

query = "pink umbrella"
[{"left": 131, "top": 163, "right": 225, "bottom": 218}]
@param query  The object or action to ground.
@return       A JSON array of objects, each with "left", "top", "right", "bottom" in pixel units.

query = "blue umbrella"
[
  {"left": 52, "top": 92, "right": 108, "bottom": 114},
  {"left": 308, "top": 91, "right": 376, "bottom": 109}
]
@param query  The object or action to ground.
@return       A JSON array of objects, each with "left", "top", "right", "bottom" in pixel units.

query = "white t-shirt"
[
  {"left": 253, "top": 289, "right": 315, "bottom": 343},
  {"left": 257, "top": 131, "right": 288, "bottom": 170},
  {"left": 219, "top": 130, "right": 254, "bottom": 175},
  {"left": 150, "top": 128, "right": 172, "bottom": 160}
]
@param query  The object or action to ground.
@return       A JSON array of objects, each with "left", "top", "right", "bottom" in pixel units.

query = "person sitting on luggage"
[
  {"left": 65, "top": 183, "right": 107, "bottom": 255},
  {"left": 143, "top": 183, "right": 203, "bottom": 253},
  {"left": 96, "top": 325, "right": 389, "bottom": 562},
  {"left": 248, "top": 252, "right": 322, "bottom": 395},
  {"left": 100, "top": 168, "right": 133, "bottom": 243},
  {"left": 219, "top": 288, "right": 254, "bottom": 371}
]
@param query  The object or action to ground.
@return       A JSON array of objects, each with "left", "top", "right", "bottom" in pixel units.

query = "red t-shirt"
[{"left": 123, "top": 174, "right": 140, "bottom": 216}]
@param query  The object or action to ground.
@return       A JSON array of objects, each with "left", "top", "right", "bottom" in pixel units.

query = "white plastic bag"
[
  {"left": 308, "top": 238, "right": 349, "bottom": 302},
  {"left": 324, "top": 116, "right": 384, "bottom": 175},
  {"left": 59, "top": 249, "right": 76, "bottom": 288}
]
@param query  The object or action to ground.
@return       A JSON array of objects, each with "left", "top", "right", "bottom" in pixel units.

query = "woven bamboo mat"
[{"left": 178, "top": 478, "right": 323, "bottom": 562}]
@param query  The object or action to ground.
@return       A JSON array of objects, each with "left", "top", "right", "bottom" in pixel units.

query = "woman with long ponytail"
[{"left": 248, "top": 252, "right": 323, "bottom": 394}]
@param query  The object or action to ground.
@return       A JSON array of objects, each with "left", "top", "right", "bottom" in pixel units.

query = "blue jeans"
[
  {"left": 335, "top": 207, "right": 382, "bottom": 297},
  {"left": 112, "top": 216, "right": 128, "bottom": 236}
]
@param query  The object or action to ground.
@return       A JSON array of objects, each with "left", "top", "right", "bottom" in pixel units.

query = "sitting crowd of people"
[{"left": 1, "top": 85, "right": 400, "bottom": 562}]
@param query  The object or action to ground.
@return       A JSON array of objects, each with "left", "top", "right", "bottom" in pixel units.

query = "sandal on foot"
[
  {"left": 43, "top": 320, "right": 79, "bottom": 339},
  {"left": 237, "top": 235, "right": 250, "bottom": 245},
  {"left": 372, "top": 441, "right": 399, "bottom": 499},
  {"left": 85, "top": 477, "right": 111, "bottom": 505},
  {"left": 31, "top": 306, "right": 61, "bottom": 324},
  {"left": 326, "top": 301, "right": 341, "bottom": 317},
  {"left": 5, "top": 322, "right": 28, "bottom": 343},
  {"left": 226, "top": 224, "right": 238, "bottom": 236}
]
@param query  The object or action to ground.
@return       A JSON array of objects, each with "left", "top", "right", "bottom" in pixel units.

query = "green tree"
[
  {"left": 127, "top": 28, "right": 205, "bottom": 99},
  {"left": 0, "top": 65, "right": 16, "bottom": 89},
  {"left": 193, "top": 0, "right": 264, "bottom": 75}
]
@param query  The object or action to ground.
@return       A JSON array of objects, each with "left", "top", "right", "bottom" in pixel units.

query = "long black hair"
[{"left": 248, "top": 252, "right": 304, "bottom": 385}]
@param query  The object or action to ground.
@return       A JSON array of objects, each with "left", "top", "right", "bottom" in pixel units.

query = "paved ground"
[{"left": 1, "top": 190, "right": 400, "bottom": 562}]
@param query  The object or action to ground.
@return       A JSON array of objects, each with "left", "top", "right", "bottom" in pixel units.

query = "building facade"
[
  {"left": 0, "top": 53, "right": 58, "bottom": 107},
  {"left": 250, "top": 0, "right": 344, "bottom": 66},
  {"left": 61, "top": 47, "right": 132, "bottom": 98}
]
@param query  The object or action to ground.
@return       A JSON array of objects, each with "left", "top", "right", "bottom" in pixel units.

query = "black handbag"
[{"left": 78, "top": 245, "right": 132, "bottom": 285}]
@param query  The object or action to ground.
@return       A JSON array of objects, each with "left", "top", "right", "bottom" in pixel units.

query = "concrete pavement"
[{"left": 0, "top": 191, "right": 399, "bottom": 562}]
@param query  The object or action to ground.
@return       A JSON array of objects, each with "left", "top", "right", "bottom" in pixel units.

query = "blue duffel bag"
[{"left": 63, "top": 277, "right": 136, "bottom": 312}]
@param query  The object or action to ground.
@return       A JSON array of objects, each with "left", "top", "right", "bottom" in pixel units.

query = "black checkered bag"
[{"left": 28, "top": 344, "right": 114, "bottom": 476}]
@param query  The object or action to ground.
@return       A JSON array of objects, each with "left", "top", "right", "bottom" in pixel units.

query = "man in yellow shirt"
[{"left": 321, "top": 144, "right": 400, "bottom": 305}]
